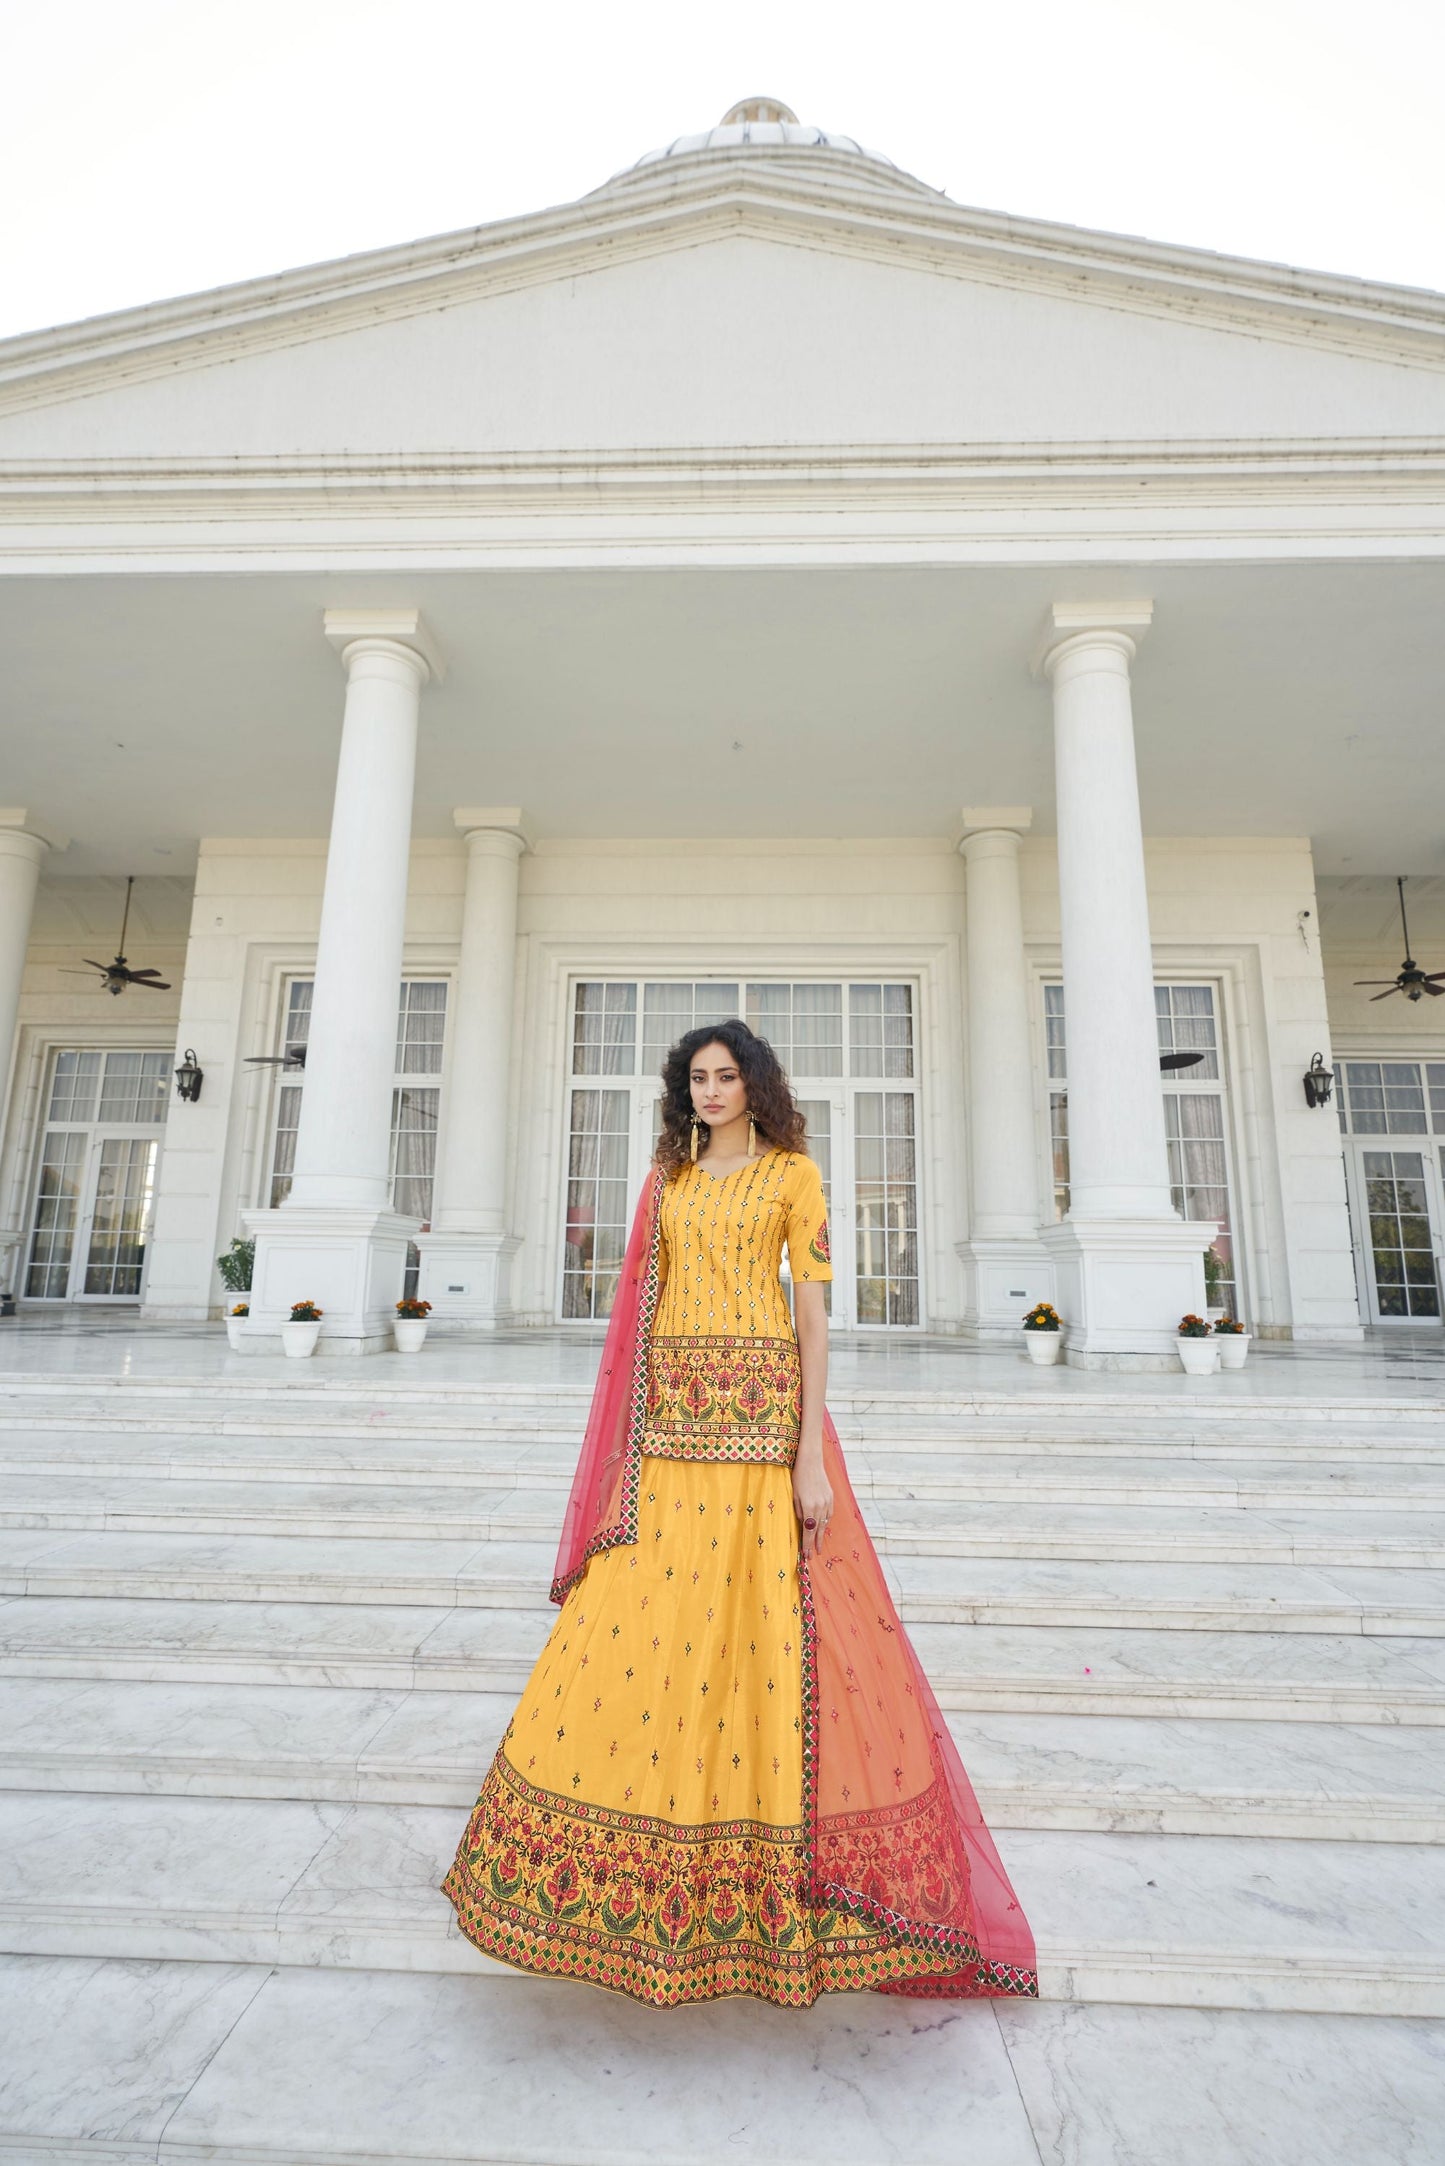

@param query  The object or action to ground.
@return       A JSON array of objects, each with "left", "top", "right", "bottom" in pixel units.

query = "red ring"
[{"left": 803, "top": 1517, "right": 817, "bottom": 1528}]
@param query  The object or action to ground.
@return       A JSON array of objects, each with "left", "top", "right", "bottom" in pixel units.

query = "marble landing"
[
  {"left": 1, "top": 1954, "right": 1442, "bottom": 2166},
  {"left": 2, "top": 1311, "right": 1442, "bottom": 1405}
]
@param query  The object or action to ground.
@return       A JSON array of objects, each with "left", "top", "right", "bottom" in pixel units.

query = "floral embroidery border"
[
  {"left": 643, "top": 1434, "right": 796, "bottom": 1466},
  {"left": 441, "top": 1746, "right": 972, "bottom": 2011},
  {"left": 548, "top": 1170, "right": 663, "bottom": 1607},
  {"left": 645, "top": 1334, "right": 801, "bottom": 1472},
  {"left": 643, "top": 1334, "right": 801, "bottom": 1465}
]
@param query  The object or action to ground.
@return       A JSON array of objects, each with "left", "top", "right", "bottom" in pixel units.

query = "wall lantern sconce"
[
  {"left": 1302, "top": 1052, "right": 1334, "bottom": 1110},
  {"left": 174, "top": 1049, "right": 204, "bottom": 1104}
]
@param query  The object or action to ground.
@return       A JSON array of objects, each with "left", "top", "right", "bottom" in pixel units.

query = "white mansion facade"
[{"left": 0, "top": 103, "right": 1442, "bottom": 1361}]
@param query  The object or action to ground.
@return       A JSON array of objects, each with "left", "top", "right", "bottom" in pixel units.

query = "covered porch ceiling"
[{"left": 3, "top": 558, "right": 1441, "bottom": 878}]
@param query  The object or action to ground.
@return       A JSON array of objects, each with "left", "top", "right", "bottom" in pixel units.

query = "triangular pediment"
[{"left": 0, "top": 154, "right": 1442, "bottom": 465}]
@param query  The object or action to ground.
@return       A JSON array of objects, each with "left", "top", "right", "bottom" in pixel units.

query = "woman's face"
[{"left": 689, "top": 1041, "right": 748, "bottom": 1127}]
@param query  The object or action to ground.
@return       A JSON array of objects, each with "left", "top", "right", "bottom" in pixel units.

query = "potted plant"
[
  {"left": 216, "top": 1236, "right": 254, "bottom": 1326},
  {"left": 1022, "top": 1301, "right": 1063, "bottom": 1365},
  {"left": 281, "top": 1299, "right": 323, "bottom": 1358},
  {"left": 1202, "top": 1244, "right": 1227, "bottom": 1324},
  {"left": 394, "top": 1295, "right": 432, "bottom": 1353},
  {"left": 1213, "top": 1314, "right": 1251, "bottom": 1370},
  {"left": 1177, "top": 1312, "right": 1219, "bottom": 1375},
  {"left": 225, "top": 1301, "right": 249, "bottom": 1351}
]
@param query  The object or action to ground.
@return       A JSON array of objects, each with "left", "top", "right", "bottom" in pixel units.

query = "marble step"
[
  {"left": 0, "top": 1674, "right": 1440, "bottom": 1841},
  {"left": 5, "top": 1430, "right": 1445, "bottom": 1512},
  {"left": 6, "top": 1959, "right": 1445, "bottom": 2166},
  {"left": 0, "top": 1524, "right": 1421, "bottom": 1634},
  {"left": 4, "top": 1525, "right": 1445, "bottom": 1633},
  {"left": 2, "top": 1391, "right": 1442, "bottom": 1461},
  {"left": 5, "top": 1598, "right": 1445, "bottom": 1725},
  {"left": 0, "top": 1789, "right": 1441, "bottom": 2013},
  {"left": 7, "top": 1369, "right": 1440, "bottom": 1424},
  {"left": 4, "top": 1470, "right": 1445, "bottom": 1567},
  {"left": 889, "top": 1552, "right": 1445, "bottom": 1634}
]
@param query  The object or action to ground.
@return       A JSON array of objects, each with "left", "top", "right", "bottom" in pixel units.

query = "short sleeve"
[{"left": 784, "top": 1154, "right": 833, "bottom": 1282}]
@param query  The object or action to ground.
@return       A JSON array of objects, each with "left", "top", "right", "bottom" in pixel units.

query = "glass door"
[
  {"left": 557, "top": 979, "right": 923, "bottom": 1326},
  {"left": 266, "top": 977, "right": 449, "bottom": 1300},
  {"left": 23, "top": 1050, "right": 169, "bottom": 1302},
  {"left": 1352, "top": 1146, "right": 1444, "bottom": 1325},
  {"left": 75, "top": 1137, "right": 159, "bottom": 1298},
  {"left": 852, "top": 1089, "right": 920, "bottom": 1326},
  {"left": 1336, "top": 1062, "right": 1445, "bottom": 1329}
]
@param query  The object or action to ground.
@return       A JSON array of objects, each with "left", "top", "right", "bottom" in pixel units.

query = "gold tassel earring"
[
  {"left": 747, "top": 1115, "right": 756, "bottom": 1159},
  {"left": 690, "top": 1114, "right": 701, "bottom": 1162}
]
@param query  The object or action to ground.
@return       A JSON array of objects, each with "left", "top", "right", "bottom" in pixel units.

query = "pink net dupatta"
[
  {"left": 805, "top": 1413, "right": 1038, "bottom": 1997},
  {"left": 550, "top": 1171, "right": 662, "bottom": 1606},
  {"left": 550, "top": 1167, "right": 1037, "bottom": 1998}
]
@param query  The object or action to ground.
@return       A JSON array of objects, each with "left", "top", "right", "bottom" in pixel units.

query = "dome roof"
[{"left": 602, "top": 98, "right": 940, "bottom": 197}]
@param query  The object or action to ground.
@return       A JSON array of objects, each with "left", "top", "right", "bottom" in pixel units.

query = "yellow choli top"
[{"left": 643, "top": 1148, "right": 832, "bottom": 1466}]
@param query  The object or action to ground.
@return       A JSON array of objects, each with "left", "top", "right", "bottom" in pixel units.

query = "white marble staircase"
[{"left": 1, "top": 1347, "right": 1444, "bottom": 2161}]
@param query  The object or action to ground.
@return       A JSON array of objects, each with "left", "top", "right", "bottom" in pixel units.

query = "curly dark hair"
[{"left": 655, "top": 1018, "right": 807, "bottom": 1177}]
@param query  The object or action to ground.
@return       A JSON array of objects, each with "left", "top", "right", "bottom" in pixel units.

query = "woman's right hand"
[{"left": 792, "top": 1442, "right": 834, "bottom": 1560}]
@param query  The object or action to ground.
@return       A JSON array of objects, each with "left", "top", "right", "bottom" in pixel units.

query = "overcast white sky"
[{"left": 3, "top": 0, "right": 1442, "bottom": 340}]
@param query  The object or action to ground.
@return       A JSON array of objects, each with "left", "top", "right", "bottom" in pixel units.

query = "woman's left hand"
[{"left": 793, "top": 1443, "right": 833, "bottom": 1560}]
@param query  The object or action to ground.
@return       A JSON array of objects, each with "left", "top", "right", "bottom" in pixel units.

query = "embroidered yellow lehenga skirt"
[{"left": 442, "top": 1448, "right": 851, "bottom": 2003}]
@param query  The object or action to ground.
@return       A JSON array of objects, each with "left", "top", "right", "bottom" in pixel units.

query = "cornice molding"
[
  {"left": 1, "top": 161, "right": 1444, "bottom": 420},
  {"left": 2, "top": 437, "right": 1444, "bottom": 514}
]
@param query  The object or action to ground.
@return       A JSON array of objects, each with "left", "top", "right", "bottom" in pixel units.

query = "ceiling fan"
[
  {"left": 1354, "top": 877, "right": 1445, "bottom": 1003},
  {"left": 59, "top": 876, "right": 172, "bottom": 995},
  {"left": 245, "top": 1045, "right": 308, "bottom": 1071}
]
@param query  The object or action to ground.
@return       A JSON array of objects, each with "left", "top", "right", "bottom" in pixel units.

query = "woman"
[{"left": 442, "top": 1018, "right": 1036, "bottom": 2008}]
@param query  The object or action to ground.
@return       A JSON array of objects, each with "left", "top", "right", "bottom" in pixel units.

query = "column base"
[
  {"left": 414, "top": 1230, "right": 520, "bottom": 1329},
  {"left": 956, "top": 1238, "right": 1055, "bottom": 1340},
  {"left": 1042, "top": 1215, "right": 1215, "bottom": 1368},
  {"left": 239, "top": 1205, "right": 423, "bottom": 1355}
]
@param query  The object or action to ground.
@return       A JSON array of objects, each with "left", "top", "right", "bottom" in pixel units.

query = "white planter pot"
[
  {"left": 1216, "top": 1333, "right": 1251, "bottom": 1370},
  {"left": 1205, "top": 1306, "right": 1227, "bottom": 1325},
  {"left": 1023, "top": 1331, "right": 1063, "bottom": 1365},
  {"left": 393, "top": 1317, "right": 429, "bottom": 1353},
  {"left": 225, "top": 1317, "right": 248, "bottom": 1351},
  {"left": 1177, "top": 1336, "right": 1219, "bottom": 1375},
  {"left": 281, "top": 1320, "right": 322, "bottom": 1358}
]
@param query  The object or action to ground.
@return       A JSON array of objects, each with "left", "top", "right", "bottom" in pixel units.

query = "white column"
[
  {"left": 0, "top": 815, "right": 53, "bottom": 1294},
  {"left": 243, "top": 610, "right": 441, "bottom": 1355},
  {"left": 1037, "top": 603, "right": 1212, "bottom": 1365},
  {"left": 955, "top": 808, "right": 1052, "bottom": 1335},
  {"left": 415, "top": 808, "right": 529, "bottom": 1328}
]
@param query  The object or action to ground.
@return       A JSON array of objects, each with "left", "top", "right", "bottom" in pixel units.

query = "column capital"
[
  {"left": 453, "top": 805, "right": 532, "bottom": 852},
  {"left": 958, "top": 806, "right": 1032, "bottom": 852},
  {"left": 0, "top": 808, "right": 66, "bottom": 856},
  {"left": 322, "top": 609, "right": 445, "bottom": 686},
  {"left": 1032, "top": 600, "right": 1152, "bottom": 681}
]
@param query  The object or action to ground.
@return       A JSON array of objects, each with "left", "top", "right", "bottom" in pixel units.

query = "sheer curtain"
[{"left": 1164, "top": 1092, "right": 1235, "bottom": 1309}]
